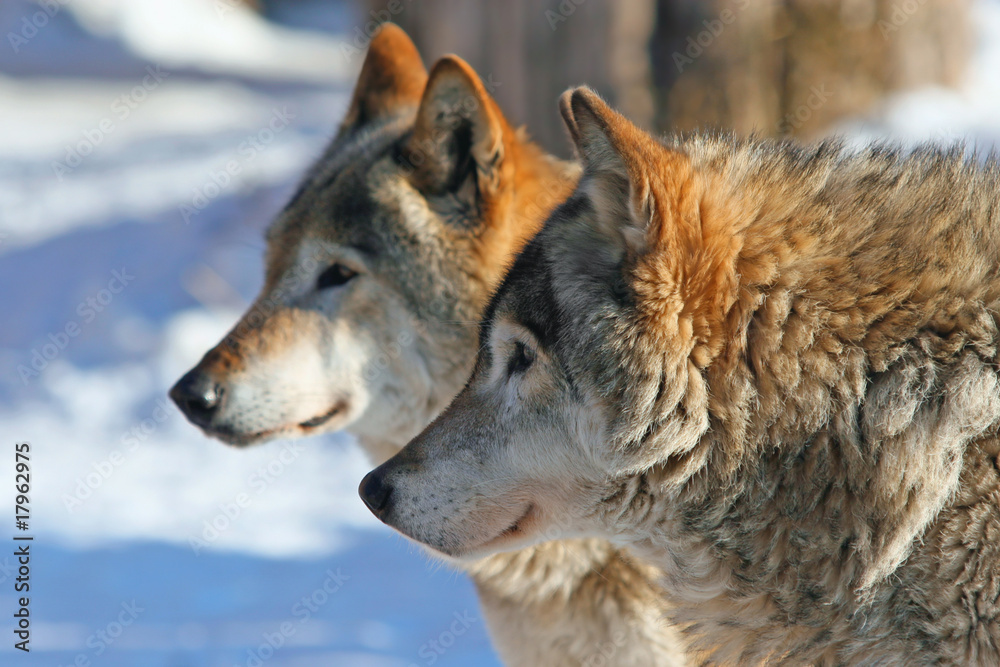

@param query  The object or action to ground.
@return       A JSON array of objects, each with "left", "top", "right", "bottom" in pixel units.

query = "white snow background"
[
  {"left": 0, "top": 1, "right": 497, "bottom": 665},
  {"left": 1, "top": 1, "right": 1000, "bottom": 665}
]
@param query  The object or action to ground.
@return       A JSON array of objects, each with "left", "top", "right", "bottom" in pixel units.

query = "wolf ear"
[
  {"left": 405, "top": 55, "right": 510, "bottom": 201},
  {"left": 559, "top": 87, "right": 657, "bottom": 254},
  {"left": 563, "top": 87, "right": 651, "bottom": 180},
  {"left": 563, "top": 89, "right": 739, "bottom": 367},
  {"left": 339, "top": 23, "right": 427, "bottom": 133},
  {"left": 558, "top": 91, "right": 582, "bottom": 154}
]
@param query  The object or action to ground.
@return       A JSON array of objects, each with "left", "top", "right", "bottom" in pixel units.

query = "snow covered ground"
[
  {"left": 2, "top": 1, "right": 1000, "bottom": 665},
  {"left": 0, "top": 1, "right": 499, "bottom": 665}
]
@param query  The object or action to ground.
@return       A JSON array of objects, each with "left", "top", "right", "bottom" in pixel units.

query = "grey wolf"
[
  {"left": 363, "top": 86, "right": 1000, "bottom": 665},
  {"left": 171, "top": 28, "right": 686, "bottom": 666}
]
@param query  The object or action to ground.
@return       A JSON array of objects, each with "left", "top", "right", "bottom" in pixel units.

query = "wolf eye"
[
  {"left": 317, "top": 263, "right": 357, "bottom": 290},
  {"left": 507, "top": 341, "right": 534, "bottom": 376}
]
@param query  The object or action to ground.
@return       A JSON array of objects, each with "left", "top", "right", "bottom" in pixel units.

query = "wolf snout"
[
  {"left": 169, "top": 368, "right": 225, "bottom": 428},
  {"left": 358, "top": 467, "right": 393, "bottom": 517}
]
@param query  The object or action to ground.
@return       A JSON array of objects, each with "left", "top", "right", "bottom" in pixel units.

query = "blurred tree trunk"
[
  {"left": 385, "top": 0, "right": 656, "bottom": 158},
  {"left": 654, "top": 0, "right": 970, "bottom": 138},
  {"left": 376, "top": 0, "right": 969, "bottom": 154}
]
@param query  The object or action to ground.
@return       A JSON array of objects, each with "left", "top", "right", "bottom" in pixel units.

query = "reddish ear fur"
[
  {"left": 565, "top": 87, "right": 741, "bottom": 364},
  {"left": 340, "top": 23, "right": 427, "bottom": 132},
  {"left": 566, "top": 88, "right": 666, "bottom": 181},
  {"left": 407, "top": 58, "right": 577, "bottom": 294},
  {"left": 406, "top": 55, "right": 511, "bottom": 196}
]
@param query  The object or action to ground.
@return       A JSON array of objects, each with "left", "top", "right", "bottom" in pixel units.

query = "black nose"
[
  {"left": 359, "top": 469, "right": 392, "bottom": 517},
  {"left": 169, "top": 369, "right": 224, "bottom": 427}
]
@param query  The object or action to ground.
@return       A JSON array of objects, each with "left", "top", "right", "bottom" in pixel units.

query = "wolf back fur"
[
  {"left": 368, "top": 87, "right": 1000, "bottom": 665},
  {"left": 540, "top": 91, "right": 1000, "bottom": 664}
]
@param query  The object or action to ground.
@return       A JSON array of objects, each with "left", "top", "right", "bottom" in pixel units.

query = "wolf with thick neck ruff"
[{"left": 365, "top": 87, "right": 1000, "bottom": 665}]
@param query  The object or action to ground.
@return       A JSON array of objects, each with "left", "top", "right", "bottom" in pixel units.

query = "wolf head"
[
  {"left": 360, "top": 88, "right": 745, "bottom": 558},
  {"left": 171, "top": 25, "right": 575, "bottom": 454}
]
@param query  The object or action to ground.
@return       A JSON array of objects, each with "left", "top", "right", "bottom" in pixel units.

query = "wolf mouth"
[
  {"left": 298, "top": 400, "right": 348, "bottom": 430},
  {"left": 211, "top": 424, "right": 278, "bottom": 447},
  {"left": 463, "top": 503, "right": 537, "bottom": 556},
  {"left": 209, "top": 401, "right": 348, "bottom": 446},
  {"left": 501, "top": 504, "right": 535, "bottom": 536}
]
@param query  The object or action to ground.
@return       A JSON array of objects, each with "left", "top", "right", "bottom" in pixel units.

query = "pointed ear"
[
  {"left": 405, "top": 55, "right": 510, "bottom": 199},
  {"left": 565, "top": 87, "right": 653, "bottom": 180},
  {"left": 564, "top": 89, "right": 740, "bottom": 364},
  {"left": 558, "top": 89, "right": 582, "bottom": 153},
  {"left": 561, "top": 87, "right": 656, "bottom": 254},
  {"left": 339, "top": 23, "right": 427, "bottom": 133}
]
